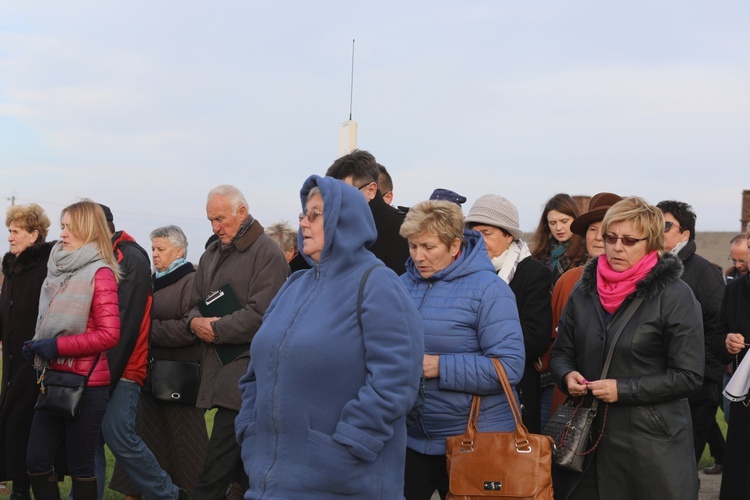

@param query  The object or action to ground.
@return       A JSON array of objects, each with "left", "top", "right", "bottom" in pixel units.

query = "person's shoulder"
[
  {"left": 517, "top": 255, "right": 553, "bottom": 279},
  {"left": 94, "top": 266, "right": 118, "bottom": 289}
]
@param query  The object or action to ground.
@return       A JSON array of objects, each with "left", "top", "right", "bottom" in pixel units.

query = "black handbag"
[
  {"left": 148, "top": 359, "right": 201, "bottom": 405},
  {"left": 34, "top": 357, "right": 99, "bottom": 418},
  {"left": 544, "top": 298, "right": 642, "bottom": 472}
]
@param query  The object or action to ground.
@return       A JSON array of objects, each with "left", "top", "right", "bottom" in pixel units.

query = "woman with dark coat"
[
  {"left": 465, "top": 194, "right": 552, "bottom": 433},
  {"left": 550, "top": 197, "right": 704, "bottom": 500},
  {"left": 0, "top": 204, "right": 52, "bottom": 500},
  {"left": 529, "top": 193, "right": 586, "bottom": 285},
  {"left": 109, "top": 225, "right": 207, "bottom": 498}
]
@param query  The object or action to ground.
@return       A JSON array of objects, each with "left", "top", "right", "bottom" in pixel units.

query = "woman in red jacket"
[{"left": 22, "top": 200, "right": 121, "bottom": 500}]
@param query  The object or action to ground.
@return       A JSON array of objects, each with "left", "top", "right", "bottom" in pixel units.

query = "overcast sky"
[{"left": 2, "top": 1, "right": 749, "bottom": 262}]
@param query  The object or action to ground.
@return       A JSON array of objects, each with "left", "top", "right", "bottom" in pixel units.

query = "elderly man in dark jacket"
[
  {"left": 657, "top": 200, "right": 726, "bottom": 465},
  {"left": 187, "top": 185, "right": 289, "bottom": 499}
]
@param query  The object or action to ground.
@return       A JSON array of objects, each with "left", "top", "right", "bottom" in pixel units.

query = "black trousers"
[
  {"left": 404, "top": 448, "right": 448, "bottom": 500},
  {"left": 193, "top": 407, "right": 248, "bottom": 500},
  {"left": 26, "top": 386, "right": 109, "bottom": 478}
]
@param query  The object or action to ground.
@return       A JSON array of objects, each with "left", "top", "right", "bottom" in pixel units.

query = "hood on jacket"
[
  {"left": 112, "top": 230, "right": 149, "bottom": 264},
  {"left": 404, "top": 229, "right": 495, "bottom": 283},
  {"left": 299, "top": 175, "right": 377, "bottom": 273},
  {"left": 578, "top": 253, "right": 684, "bottom": 301}
]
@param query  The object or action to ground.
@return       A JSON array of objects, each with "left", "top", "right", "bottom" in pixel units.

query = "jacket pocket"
[
  {"left": 302, "top": 428, "right": 377, "bottom": 495},
  {"left": 641, "top": 405, "right": 672, "bottom": 439}
]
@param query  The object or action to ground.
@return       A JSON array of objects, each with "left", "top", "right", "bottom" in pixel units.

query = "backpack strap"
[{"left": 357, "top": 264, "right": 385, "bottom": 332}]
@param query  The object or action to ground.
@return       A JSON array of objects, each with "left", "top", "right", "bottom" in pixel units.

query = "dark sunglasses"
[
  {"left": 664, "top": 221, "right": 682, "bottom": 233},
  {"left": 603, "top": 234, "right": 647, "bottom": 246},
  {"left": 298, "top": 210, "right": 323, "bottom": 223}
]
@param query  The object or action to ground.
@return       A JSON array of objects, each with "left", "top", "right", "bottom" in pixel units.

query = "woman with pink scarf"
[{"left": 550, "top": 197, "right": 704, "bottom": 500}]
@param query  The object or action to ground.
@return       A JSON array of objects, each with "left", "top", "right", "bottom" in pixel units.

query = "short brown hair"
[
  {"left": 6, "top": 203, "right": 51, "bottom": 241},
  {"left": 602, "top": 197, "right": 664, "bottom": 256},
  {"left": 400, "top": 200, "right": 465, "bottom": 249}
]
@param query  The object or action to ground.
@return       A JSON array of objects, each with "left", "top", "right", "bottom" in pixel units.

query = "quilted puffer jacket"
[
  {"left": 49, "top": 267, "right": 120, "bottom": 387},
  {"left": 399, "top": 230, "right": 526, "bottom": 455}
]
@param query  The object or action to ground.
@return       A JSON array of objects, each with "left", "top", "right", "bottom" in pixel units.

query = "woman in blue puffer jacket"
[{"left": 399, "top": 200, "right": 525, "bottom": 500}]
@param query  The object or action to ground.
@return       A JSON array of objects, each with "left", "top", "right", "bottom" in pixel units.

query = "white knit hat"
[{"left": 465, "top": 194, "right": 524, "bottom": 241}]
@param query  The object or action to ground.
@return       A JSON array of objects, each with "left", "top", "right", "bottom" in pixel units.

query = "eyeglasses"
[
  {"left": 603, "top": 234, "right": 648, "bottom": 246},
  {"left": 664, "top": 221, "right": 683, "bottom": 233},
  {"left": 729, "top": 257, "right": 746, "bottom": 265},
  {"left": 356, "top": 182, "right": 375, "bottom": 192},
  {"left": 298, "top": 210, "right": 323, "bottom": 223}
]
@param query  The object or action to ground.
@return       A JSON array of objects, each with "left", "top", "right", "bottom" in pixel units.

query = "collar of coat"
[
  {"left": 578, "top": 253, "right": 684, "bottom": 301},
  {"left": 208, "top": 217, "right": 265, "bottom": 254},
  {"left": 2, "top": 240, "right": 54, "bottom": 279}
]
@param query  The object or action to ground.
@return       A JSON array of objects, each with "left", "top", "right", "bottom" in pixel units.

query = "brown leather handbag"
[{"left": 445, "top": 358, "right": 554, "bottom": 500}]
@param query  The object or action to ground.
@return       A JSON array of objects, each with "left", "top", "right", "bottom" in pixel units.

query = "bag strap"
[
  {"left": 356, "top": 264, "right": 384, "bottom": 333},
  {"left": 600, "top": 297, "right": 643, "bottom": 379},
  {"left": 587, "top": 297, "right": 643, "bottom": 411},
  {"left": 465, "top": 358, "right": 532, "bottom": 453}
]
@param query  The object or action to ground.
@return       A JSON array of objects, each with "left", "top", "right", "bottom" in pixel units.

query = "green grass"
[
  {"left": 2, "top": 408, "right": 217, "bottom": 499},
  {"left": 699, "top": 408, "right": 728, "bottom": 469}
]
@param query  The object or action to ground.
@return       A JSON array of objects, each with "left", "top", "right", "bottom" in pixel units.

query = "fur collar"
[
  {"left": 579, "top": 253, "right": 684, "bottom": 301},
  {"left": 2, "top": 241, "right": 54, "bottom": 279}
]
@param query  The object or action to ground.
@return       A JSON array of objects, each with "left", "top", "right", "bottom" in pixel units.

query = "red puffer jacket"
[{"left": 49, "top": 267, "right": 120, "bottom": 387}]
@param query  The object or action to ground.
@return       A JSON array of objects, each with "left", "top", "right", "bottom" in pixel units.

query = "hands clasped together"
[{"left": 565, "top": 370, "right": 618, "bottom": 403}]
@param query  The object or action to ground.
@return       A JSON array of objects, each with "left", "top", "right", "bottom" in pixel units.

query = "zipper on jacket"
[
  {"left": 417, "top": 282, "right": 433, "bottom": 311},
  {"left": 261, "top": 277, "right": 317, "bottom": 493}
]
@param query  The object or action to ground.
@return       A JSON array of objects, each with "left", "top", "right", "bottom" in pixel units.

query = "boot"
[
  {"left": 9, "top": 478, "right": 32, "bottom": 500},
  {"left": 28, "top": 470, "right": 60, "bottom": 500},
  {"left": 71, "top": 477, "right": 97, "bottom": 500}
]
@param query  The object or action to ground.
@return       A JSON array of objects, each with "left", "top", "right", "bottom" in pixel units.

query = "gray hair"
[
  {"left": 207, "top": 185, "right": 249, "bottom": 214},
  {"left": 150, "top": 225, "right": 189, "bottom": 258},
  {"left": 265, "top": 221, "right": 298, "bottom": 253},
  {"left": 307, "top": 186, "right": 321, "bottom": 201}
]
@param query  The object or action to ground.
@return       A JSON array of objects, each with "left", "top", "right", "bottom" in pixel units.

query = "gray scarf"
[{"left": 34, "top": 241, "right": 108, "bottom": 368}]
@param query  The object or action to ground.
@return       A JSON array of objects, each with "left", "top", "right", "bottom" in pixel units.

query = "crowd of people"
[{"left": 0, "top": 148, "right": 748, "bottom": 500}]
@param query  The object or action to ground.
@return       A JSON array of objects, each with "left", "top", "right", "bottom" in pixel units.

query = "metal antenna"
[{"left": 349, "top": 39, "right": 355, "bottom": 120}]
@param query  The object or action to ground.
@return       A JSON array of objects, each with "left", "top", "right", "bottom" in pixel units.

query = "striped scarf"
[{"left": 34, "top": 241, "right": 108, "bottom": 368}]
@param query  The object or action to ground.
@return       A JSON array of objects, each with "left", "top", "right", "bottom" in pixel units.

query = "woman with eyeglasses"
[
  {"left": 550, "top": 197, "right": 704, "bottom": 500},
  {"left": 235, "top": 175, "right": 424, "bottom": 499}
]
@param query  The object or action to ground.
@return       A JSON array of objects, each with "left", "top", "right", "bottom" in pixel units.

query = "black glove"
[
  {"left": 22, "top": 341, "right": 36, "bottom": 365},
  {"left": 30, "top": 338, "right": 59, "bottom": 361}
]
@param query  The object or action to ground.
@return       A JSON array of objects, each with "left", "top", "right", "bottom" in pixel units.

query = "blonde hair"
[
  {"left": 6, "top": 203, "right": 51, "bottom": 241},
  {"left": 602, "top": 196, "right": 664, "bottom": 256},
  {"left": 61, "top": 200, "right": 121, "bottom": 282},
  {"left": 400, "top": 200, "right": 465, "bottom": 249}
]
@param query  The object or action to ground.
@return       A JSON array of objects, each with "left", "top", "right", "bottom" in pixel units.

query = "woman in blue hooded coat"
[
  {"left": 235, "top": 175, "right": 424, "bottom": 499},
  {"left": 398, "top": 200, "right": 525, "bottom": 500}
]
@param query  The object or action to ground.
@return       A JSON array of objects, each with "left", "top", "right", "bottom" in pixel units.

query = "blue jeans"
[{"left": 98, "top": 380, "right": 178, "bottom": 499}]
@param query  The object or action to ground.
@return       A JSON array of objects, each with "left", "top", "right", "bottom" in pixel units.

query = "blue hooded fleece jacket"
[
  {"left": 235, "top": 175, "right": 424, "bottom": 499},
  {"left": 400, "top": 230, "right": 525, "bottom": 455}
]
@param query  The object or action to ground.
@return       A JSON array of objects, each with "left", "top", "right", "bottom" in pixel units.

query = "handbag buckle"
[
  {"left": 484, "top": 481, "right": 502, "bottom": 491},
  {"left": 459, "top": 440, "right": 474, "bottom": 452},
  {"left": 515, "top": 439, "right": 532, "bottom": 454}
]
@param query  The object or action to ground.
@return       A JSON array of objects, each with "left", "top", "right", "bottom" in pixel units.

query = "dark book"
[{"left": 198, "top": 284, "right": 249, "bottom": 366}]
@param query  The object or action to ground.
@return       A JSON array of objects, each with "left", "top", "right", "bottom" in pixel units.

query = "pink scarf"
[{"left": 597, "top": 251, "right": 658, "bottom": 314}]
